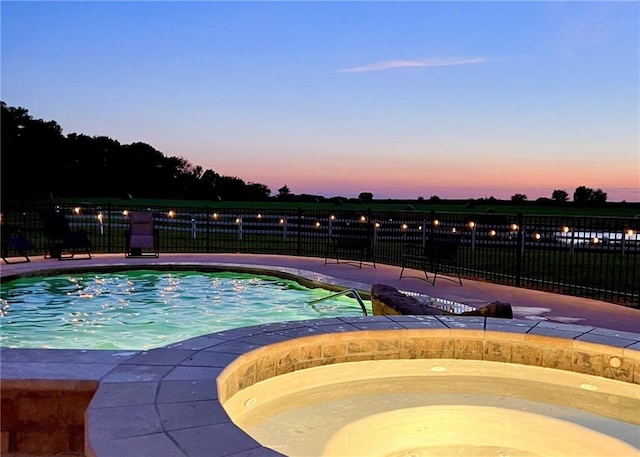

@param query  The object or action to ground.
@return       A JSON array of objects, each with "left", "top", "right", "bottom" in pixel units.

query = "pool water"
[{"left": 0, "top": 270, "right": 370, "bottom": 350}]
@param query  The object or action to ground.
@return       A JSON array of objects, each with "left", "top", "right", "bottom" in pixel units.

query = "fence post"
[
  {"left": 296, "top": 209, "right": 302, "bottom": 256},
  {"left": 515, "top": 213, "right": 524, "bottom": 287},
  {"left": 237, "top": 216, "right": 243, "bottom": 241},
  {"left": 205, "top": 208, "right": 211, "bottom": 253},
  {"left": 107, "top": 203, "right": 113, "bottom": 253}
]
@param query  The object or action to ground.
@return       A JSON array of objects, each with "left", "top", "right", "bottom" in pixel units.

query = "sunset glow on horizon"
[{"left": 2, "top": 1, "right": 638, "bottom": 201}]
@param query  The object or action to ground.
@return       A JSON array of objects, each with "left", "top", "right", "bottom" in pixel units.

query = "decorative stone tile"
[
  {"left": 633, "top": 360, "right": 640, "bottom": 385},
  {"left": 276, "top": 348, "right": 300, "bottom": 375},
  {"left": 602, "top": 356, "right": 635, "bottom": 383},
  {"left": 572, "top": 351, "right": 604, "bottom": 377},
  {"left": 399, "top": 338, "right": 428, "bottom": 359},
  {"left": 237, "top": 362, "right": 257, "bottom": 390},
  {"left": 373, "top": 338, "right": 400, "bottom": 355},
  {"left": 295, "top": 360, "right": 322, "bottom": 370},
  {"left": 454, "top": 339, "right": 483, "bottom": 360},
  {"left": 427, "top": 338, "right": 456, "bottom": 359},
  {"left": 347, "top": 339, "right": 374, "bottom": 355},
  {"left": 320, "top": 356, "right": 348, "bottom": 366},
  {"left": 254, "top": 355, "right": 278, "bottom": 383},
  {"left": 346, "top": 354, "right": 373, "bottom": 363},
  {"left": 511, "top": 344, "right": 543, "bottom": 366},
  {"left": 373, "top": 353, "right": 399, "bottom": 360},
  {"left": 321, "top": 342, "right": 348, "bottom": 359},
  {"left": 482, "top": 340, "right": 511, "bottom": 362},
  {"left": 298, "top": 343, "right": 322, "bottom": 362},
  {"left": 541, "top": 347, "right": 573, "bottom": 371}
]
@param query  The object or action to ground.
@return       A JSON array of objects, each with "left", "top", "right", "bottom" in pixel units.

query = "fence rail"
[{"left": 2, "top": 201, "right": 638, "bottom": 307}]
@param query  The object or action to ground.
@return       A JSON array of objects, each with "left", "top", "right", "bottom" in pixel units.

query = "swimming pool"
[{"left": 0, "top": 269, "right": 371, "bottom": 350}]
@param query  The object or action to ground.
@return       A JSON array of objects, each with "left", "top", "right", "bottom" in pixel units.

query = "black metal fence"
[{"left": 2, "top": 201, "right": 639, "bottom": 307}]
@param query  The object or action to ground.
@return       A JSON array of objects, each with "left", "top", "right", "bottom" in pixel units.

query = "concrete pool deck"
[{"left": 1, "top": 253, "right": 639, "bottom": 456}]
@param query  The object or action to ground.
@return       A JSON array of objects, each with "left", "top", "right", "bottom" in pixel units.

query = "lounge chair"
[
  {"left": 325, "top": 221, "right": 376, "bottom": 269},
  {"left": 125, "top": 211, "right": 159, "bottom": 257},
  {"left": 41, "top": 210, "right": 92, "bottom": 260},
  {"left": 1, "top": 234, "right": 36, "bottom": 264},
  {"left": 399, "top": 234, "right": 463, "bottom": 286}
]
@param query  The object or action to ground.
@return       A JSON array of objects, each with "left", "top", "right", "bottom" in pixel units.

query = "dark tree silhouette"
[
  {"left": 551, "top": 189, "right": 569, "bottom": 202},
  {"left": 1, "top": 101, "right": 272, "bottom": 201}
]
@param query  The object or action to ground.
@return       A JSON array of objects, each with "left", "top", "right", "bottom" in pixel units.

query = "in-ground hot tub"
[{"left": 218, "top": 328, "right": 640, "bottom": 457}]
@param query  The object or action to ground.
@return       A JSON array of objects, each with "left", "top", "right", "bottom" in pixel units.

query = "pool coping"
[
  {"left": 1, "top": 261, "right": 640, "bottom": 456},
  {"left": 1, "top": 317, "right": 639, "bottom": 456}
]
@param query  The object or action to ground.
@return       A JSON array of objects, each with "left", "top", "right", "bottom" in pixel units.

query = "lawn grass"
[{"left": 51, "top": 197, "right": 640, "bottom": 218}]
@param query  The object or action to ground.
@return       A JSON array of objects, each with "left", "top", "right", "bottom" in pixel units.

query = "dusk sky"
[{"left": 2, "top": 1, "right": 638, "bottom": 201}]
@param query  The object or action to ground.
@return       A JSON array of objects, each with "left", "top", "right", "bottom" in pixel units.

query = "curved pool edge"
[{"left": 2, "top": 317, "right": 639, "bottom": 457}]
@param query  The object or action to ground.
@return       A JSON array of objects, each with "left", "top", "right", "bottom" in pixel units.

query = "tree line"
[
  {"left": 1, "top": 101, "right": 612, "bottom": 205},
  {"left": 1, "top": 102, "right": 272, "bottom": 201}
]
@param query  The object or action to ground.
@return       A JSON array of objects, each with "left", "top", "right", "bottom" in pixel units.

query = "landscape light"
[
  {"left": 257, "top": 214, "right": 262, "bottom": 219},
  {"left": 626, "top": 229, "right": 635, "bottom": 237},
  {"left": 375, "top": 222, "right": 380, "bottom": 228},
  {"left": 418, "top": 225, "right": 423, "bottom": 231},
  {"left": 279, "top": 218, "right": 285, "bottom": 224},
  {"left": 451, "top": 227, "right": 457, "bottom": 233},
  {"left": 489, "top": 230, "right": 496, "bottom": 237},
  {"left": 360, "top": 215, "right": 366, "bottom": 222},
  {"left": 315, "top": 222, "right": 320, "bottom": 228},
  {"left": 212, "top": 213, "right": 218, "bottom": 219},
  {"left": 168, "top": 210, "right": 176, "bottom": 218},
  {"left": 510, "top": 223, "right": 518, "bottom": 231},
  {"left": 467, "top": 221, "right": 475, "bottom": 229},
  {"left": 97, "top": 213, "right": 103, "bottom": 222},
  {"left": 122, "top": 210, "right": 129, "bottom": 217},
  {"left": 73, "top": 207, "right": 81, "bottom": 215},
  {"left": 330, "top": 215, "right": 336, "bottom": 221},
  {"left": 401, "top": 224, "right": 408, "bottom": 231},
  {"left": 432, "top": 219, "right": 440, "bottom": 227},
  {"left": 533, "top": 233, "right": 541, "bottom": 240},
  {"left": 235, "top": 218, "right": 241, "bottom": 224},
  {"left": 591, "top": 237, "right": 600, "bottom": 244},
  {"left": 561, "top": 226, "right": 570, "bottom": 233}
]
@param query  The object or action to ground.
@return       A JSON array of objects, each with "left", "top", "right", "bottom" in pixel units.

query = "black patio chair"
[
  {"left": 40, "top": 210, "right": 92, "bottom": 260},
  {"left": 1, "top": 234, "right": 36, "bottom": 264}
]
